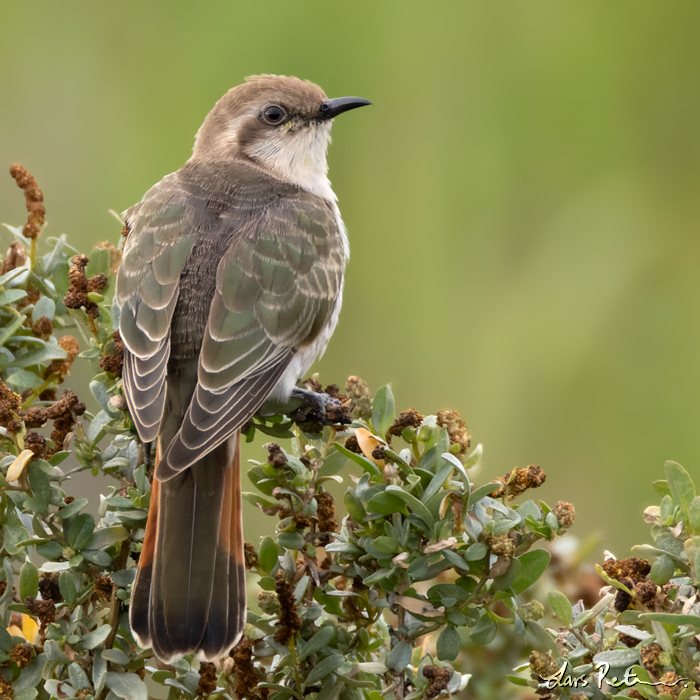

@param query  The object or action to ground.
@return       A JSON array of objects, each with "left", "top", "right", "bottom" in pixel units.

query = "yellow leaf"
[
  {"left": 21, "top": 614, "right": 40, "bottom": 644},
  {"left": 355, "top": 428, "right": 385, "bottom": 467},
  {"left": 6, "top": 450, "right": 34, "bottom": 482}
]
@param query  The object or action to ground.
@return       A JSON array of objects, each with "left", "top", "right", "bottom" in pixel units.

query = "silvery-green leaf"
[
  {"left": 436, "top": 625, "right": 461, "bottom": 661},
  {"left": 0, "top": 288, "right": 27, "bottom": 306},
  {"left": 300, "top": 625, "right": 335, "bottom": 659},
  {"left": 5, "top": 369, "right": 43, "bottom": 390},
  {"left": 372, "top": 384, "right": 395, "bottom": 437},
  {"left": 40, "top": 560, "right": 71, "bottom": 573},
  {"left": 105, "top": 671, "right": 148, "bottom": 700},
  {"left": 101, "top": 649, "right": 130, "bottom": 665},
  {"left": 31, "top": 295, "right": 55, "bottom": 322},
  {"left": 81, "top": 624, "right": 111, "bottom": 650}
]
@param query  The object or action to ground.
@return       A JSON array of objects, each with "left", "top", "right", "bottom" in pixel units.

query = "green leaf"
[
  {"left": 436, "top": 625, "right": 461, "bottom": 661},
  {"left": 259, "top": 536, "right": 279, "bottom": 574},
  {"left": 372, "top": 384, "right": 395, "bottom": 437},
  {"left": 0, "top": 309, "right": 26, "bottom": 348},
  {"left": 464, "top": 542, "right": 489, "bottom": 561},
  {"left": 335, "top": 443, "right": 382, "bottom": 478},
  {"left": 105, "top": 671, "right": 149, "bottom": 700},
  {"left": 19, "top": 561, "right": 39, "bottom": 600},
  {"left": 86, "top": 246, "right": 111, "bottom": 277},
  {"left": 36, "top": 540, "right": 62, "bottom": 559},
  {"left": 421, "top": 463, "right": 453, "bottom": 505},
  {"left": 467, "top": 481, "right": 501, "bottom": 509},
  {"left": 7, "top": 338, "right": 67, "bottom": 368},
  {"left": 101, "top": 649, "right": 130, "bottom": 665},
  {"left": 317, "top": 449, "right": 349, "bottom": 477},
  {"left": 689, "top": 496, "right": 700, "bottom": 535},
  {"left": 69, "top": 661, "right": 91, "bottom": 692},
  {"left": 13, "top": 689, "right": 38, "bottom": 700},
  {"left": 427, "top": 583, "right": 469, "bottom": 608},
  {"left": 56, "top": 498, "right": 89, "bottom": 520},
  {"left": 5, "top": 368, "right": 43, "bottom": 390},
  {"left": 300, "top": 625, "right": 335, "bottom": 659},
  {"left": 649, "top": 553, "right": 676, "bottom": 585},
  {"left": 510, "top": 549, "right": 551, "bottom": 595},
  {"left": 387, "top": 640, "right": 412, "bottom": 672},
  {"left": 68, "top": 513, "right": 96, "bottom": 550},
  {"left": 344, "top": 490, "right": 366, "bottom": 521},
  {"left": 366, "top": 491, "right": 408, "bottom": 516},
  {"left": 87, "top": 525, "right": 129, "bottom": 550},
  {"left": 0, "top": 288, "right": 28, "bottom": 306},
  {"left": 31, "top": 295, "right": 55, "bottom": 322},
  {"left": 470, "top": 610, "right": 498, "bottom": 645},
  {"left": 82, "top": 549, "right": 112, "bottom": 567},
  {"left": 81, "top": 624, "right": 112, "bottom": 650},
  {"left": 548, "top": 590, "right": 573, "bottom": 626},
  {"left": 53, "top": 261, "right": 70, "bottom": 297},
  {"left": 59, "top": 571, "right": 77, "bottom": 606},
  {"left": 638, "top": 612, "right": 700, "bottom": 628},
  {"left": 93, "top": 649, "right": 107, "bottom": 695},
  {"left": 665, "top": 460, "right": 696, "bottom": 522},
  {"left": 385, "top": 484, "right": 435, "bottom": 528},
  {"left": 277, "top": 531, "right": 304, "bottom": 550},
  {"left": 304, "top": 654, "right": 344, "bottom": 686}
]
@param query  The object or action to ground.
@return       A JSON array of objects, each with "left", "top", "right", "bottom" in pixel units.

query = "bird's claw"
[{"left": 291, "top": 386, "right": 351, "bottom": 433}]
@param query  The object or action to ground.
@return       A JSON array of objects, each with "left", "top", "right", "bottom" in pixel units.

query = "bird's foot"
[{"left": 291, "top": 384, "right": 352, "bottom": 434}]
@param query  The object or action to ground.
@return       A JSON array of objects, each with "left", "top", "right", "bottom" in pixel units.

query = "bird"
[{"left": 114, "top": 74, "right": 370, "bottom": 662}]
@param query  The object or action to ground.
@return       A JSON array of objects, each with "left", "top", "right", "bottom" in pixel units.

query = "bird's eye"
[{"left": 261, "top": 105, "right": 288, "bottom": 126}]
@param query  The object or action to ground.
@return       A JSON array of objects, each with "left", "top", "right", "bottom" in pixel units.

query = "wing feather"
[
  {"left": 115, "top": 174, "right": 197, "bottom": 443},
  {"left": 157, "top": 189, "right": 345, "bottom": 479}
]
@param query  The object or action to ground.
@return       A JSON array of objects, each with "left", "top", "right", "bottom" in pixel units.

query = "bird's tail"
[{"left": 130, "top": 432, "right": 246, "bottom": 662}]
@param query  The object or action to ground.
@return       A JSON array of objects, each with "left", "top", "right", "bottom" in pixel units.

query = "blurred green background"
[{"left": 1, "top": 1, "right": 699, "bottom": 558}]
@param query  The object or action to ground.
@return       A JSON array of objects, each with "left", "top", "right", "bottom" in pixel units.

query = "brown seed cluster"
[
  {"left": 274, "top": 577, "right": 302, "bottom": 644},
  {"left": 38, "top": 574, "right": 62, "bottom": 603},
  {"left": 46, "top": 389, "right": 86, "bottom": 456},
  {"left": 244, "top": 542, "right": 259, "bottom": 570},
  {"left": 553, "top": 501, "right": 575, "bottom": 529},
  {"left": 0, "top": 674, "right": 12, "bottom": 697},
  {"left": 484, "top": 533, "right": 516, "bottom": 558},
  {"left": 602, "top": 557, "right": 651, "bottom": 582},
  {"left": 9, "top": 164, "right": 45, "bottom": 239},
  {"left": 196, "top": 661, "right": 218, "bottom": 696},
  {"left": 422, "top": 665, "right": 452, "bottom": 698},
  {"left": 490, "top": 465, "right": 547, "bottom": 500},
  {"left": 63, "top": 254, "right": 108, "bottom": 318},
  {"left": 231, "top": 636, "right": 268, "bottom": 700},
  {"left": 436, "top": 409, "right": 471, "bottom": 456},
  {"left": 659, "top": 671, "right": 683, "bottom": 699},
  {"left": 529, "top": 650, "right": 560, "bottom": 680},
  {"left": 9, "top": 643, "right": 35, "bottom": 669},
  {"left": 343, "top": 435, "right": 361, "bottom": 454},
  {"left": 31, "top": 315, "right": 53, "bottom": 340},
  {"left": 92, "top": 576, "right": 113, "bottom": 602},
  {"left": 23, "top": 431, "right": 46, "bottom": 458},
  {"left": 345, "top": 375, "right": 373, "bottom": 421},
  {"left": 387, "top": 408, "right": 424, "bottom": 439},
  {"left": 0, "top": 379, "right": 22, "bottom": 434},
  {"left": 1, "top": 240, "right": 28, "bottom": 275},
  {"left": 46, "top": 335, "right": 81, "bottom": 379},
  {"left": 266, "top": 442, "right": 287, "bottom": 468},
  {"left": 23, "top": 596, "right": 55, "bottom": 627},
  {"left": 640, "top": 643, "right": 662, "bottom": 674},
  {"left": 316, "top": 491, "right": 338, "bottom": 533},
  {"left": 99, "top": 331, "right": 125, "bottom": 377}
]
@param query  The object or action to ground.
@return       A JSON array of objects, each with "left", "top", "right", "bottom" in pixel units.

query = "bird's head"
[{"left": 191, "top": 74, "right": 370, "bottom": 198}]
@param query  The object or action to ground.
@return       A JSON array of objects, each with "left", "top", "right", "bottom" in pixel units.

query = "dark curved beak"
[{"left": 318, "top": 96, "right": 372, "bottom": 120}]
